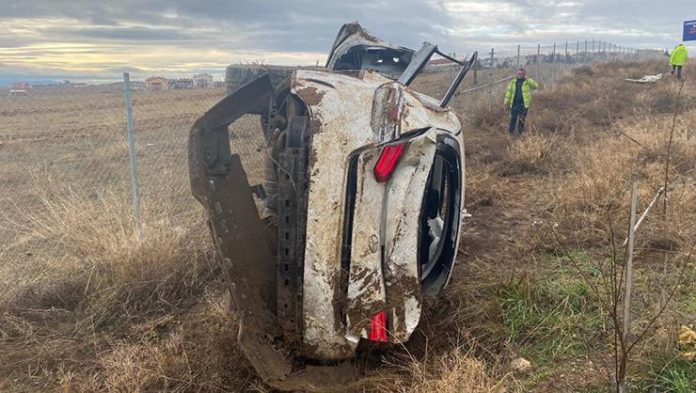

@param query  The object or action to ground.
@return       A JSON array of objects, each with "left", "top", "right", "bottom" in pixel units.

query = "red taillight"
[
  {"left": 368, "top": 311, "right": 388, "bottom": 342},
  {"left": 374, "top": 143, "right": 407, "bottom": 183}
]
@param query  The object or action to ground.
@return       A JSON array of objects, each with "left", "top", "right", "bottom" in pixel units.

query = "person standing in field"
[
  {"left": 504, "top": 68, "right": 539, "bottom": 136},
  {"left": 669, "top": 43, "right": 688, "bottom": 79}
]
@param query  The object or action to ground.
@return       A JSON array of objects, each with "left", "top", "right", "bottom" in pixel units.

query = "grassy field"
[{"left": 1, "top": 60, "right": 695, "bottom": 392}]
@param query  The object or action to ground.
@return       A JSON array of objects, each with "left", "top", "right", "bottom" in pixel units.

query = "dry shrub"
[
  {"left": 649, "top": 82, "right": 696, "bottom": 114},
  {"left": 467, "top": 95, "right": 506, "bottom": 129},
  {"left": 593, "top": 59, "right": 665, "bottom": 79},
  {"left": 532, "top": 78, "right": 630, "bottom": 128},
  {"left": 0, "top": 189, "right": 214, "bottom": 329},
  {"left": 89, "top": 296, "right": 254, "bottom": 392},
  {"left": 625, "top": 110, "right": 696, "bottom": 178},
  {"left": 365, "top": 349, "right": 511, "bottom": 393},
  {"left": 639, "top": 137, "right": 696, "bottom": 176},
  {"left": 537, "top": 64, "right": 662, "bottom": 128},
  {"left": 556, "top": 139, "right": 635, "bottom": 206},
  {"left": 0, "top": 187, "right": 233, "bottom": 391},
  {"left": 466, "top": 168, "right": 504, "bottom": 207},
  {"left": 579, "top": 88, "right": 638, "bottom": 126},
  {"left": 45, "top": 294, "right": 256, "bottom": 392},
  {"left": 544, "top": 135, "right": 634, "bottom": 245},
  {"left": 545, "top": 89, "right": 696, "bottom": 244},
  {"left": 572, "top": 65, "right": 594, "bottom": 77},
  {"left": 499, "top": 132, "right": 564, "bottom": 176},
  {"left": 532, "top": 108, "right": 567, "bottom": 133}
]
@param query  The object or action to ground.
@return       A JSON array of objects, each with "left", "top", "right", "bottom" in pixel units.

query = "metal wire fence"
[
  {"left": 0, "top": 40, "right": 666, "bottom": 281},
  {"left": 425, "top": 41, "right": 664, "bottom": 104}
]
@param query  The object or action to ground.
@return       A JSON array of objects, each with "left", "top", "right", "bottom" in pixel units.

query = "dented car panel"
[
  {"left": 371, "top": 81, "right": 461, "bottom": 144},
  {"left": 382, "top": 132, "right": 438, "bottom": 342},
  {"left": 291, "top": 70, "right": 462, "bottom": 358},
  {"left": 292, "top": 71, "right": 381, "bottom": 359},
  {"left": 346, "top": 149, "right": 387, "bottom": 339},
  {"left": 345, "top": 130, "right": 454, "bottom": 343}
]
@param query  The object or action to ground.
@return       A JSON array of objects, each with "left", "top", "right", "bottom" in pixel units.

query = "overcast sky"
[{"left": 0, "top": 0, "right": 691, "bottom": 81}]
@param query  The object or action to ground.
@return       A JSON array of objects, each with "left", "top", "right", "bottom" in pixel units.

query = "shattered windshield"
[{"left": 333, "top": 46, "right": 413, "bottom": 79}]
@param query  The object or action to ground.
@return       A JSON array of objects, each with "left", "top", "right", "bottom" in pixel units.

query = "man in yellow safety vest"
[
  {"left": 669, "top": 43, "right": 688, "bottom": 80},
  {"left": 504, "top": 68, "right": 539, "bottom": 135}
]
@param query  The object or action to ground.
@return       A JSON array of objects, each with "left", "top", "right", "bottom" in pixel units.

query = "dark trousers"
[
  {"left": 671, "top": 65, "right": 683, "bottom": 79},
  {"left": 509, "top": 105, "right": 528, "bottom": 135}
]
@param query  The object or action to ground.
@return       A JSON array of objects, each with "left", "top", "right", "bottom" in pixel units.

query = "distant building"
[
  {"left": 8, "top": 89, "right": 28, "bottom": 97},
  {"left": 61, "top": 80, "right": 87, "bottom": 88},
  {"left": 11, "top": 81, "right": 32, "bottom": 90},
  {"left": 145, "top": 77, "right": 170, "bottom": 91},
  {"left": 171, "top": 78, "right": 194, "bottom": 89},
  {"left": 193, "top": 73, "right": 214, "bottom": 89}
]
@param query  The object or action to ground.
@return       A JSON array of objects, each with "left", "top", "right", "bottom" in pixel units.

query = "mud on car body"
[{"left": 189, "top": 23, "right": 476, "bottom": 391}]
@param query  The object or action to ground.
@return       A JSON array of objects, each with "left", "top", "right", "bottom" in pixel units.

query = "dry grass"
[
  {"left": 0, "top": 87, "right": 263, "bottom": 391},
  {"left": 499, "top": 133, "right": 565, "bottom": 176},
  {"left": 1, "top": 60, "right": 695, "bottom": 392},
  {"left": 447, "top": 59, "right": 696, "bottom": 391},
  {"left": 0, "top": 188, "right": 242, "bottom": 391},
  {"left": 363, "top": 348, "right": 513, "bottom": 393}
]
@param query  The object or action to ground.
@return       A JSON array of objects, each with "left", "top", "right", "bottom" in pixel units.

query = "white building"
[{"left": 193, "top": 73, "right": 214, "bottom": 89}]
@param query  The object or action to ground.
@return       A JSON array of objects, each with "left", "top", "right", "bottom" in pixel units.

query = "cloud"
[
  {"left": 43, "top": 26, "right": 194, "bottom": 41},
  {"left": 0, "top": 0, "right": 691, "bottom": 79}
]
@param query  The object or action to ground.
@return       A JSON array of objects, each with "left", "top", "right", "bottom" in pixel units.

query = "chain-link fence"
[
  {"left": 419, "top": 41, "right": 665, "bottom": 109},
  {"left": 0, "top": 80, "right": 226, "bottom": 295},
  {"left": 1, "top": 85, "right": 128, "bottom": 290},
  {"left": 0, "top": 40, "right": 666, "bottom": 290}
]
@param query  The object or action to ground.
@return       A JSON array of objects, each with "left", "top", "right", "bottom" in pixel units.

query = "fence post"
[
  {"left": 551, "top": 43, "right": 556, "bottom": 84},
  {"left": 122, "top": 72, "right": 144, "bottom": 241},
  {"left": 591, "top": 39, "right": 595, "bottom": 63},
  {"left": 488, "top": 48, "right": 494, "bottom": 96},
  {"left": 516, "top": 44, "right": 521, "bottom": 68},
  {"left": 536, "top": 43, "right": 540, "bottom": 80}
]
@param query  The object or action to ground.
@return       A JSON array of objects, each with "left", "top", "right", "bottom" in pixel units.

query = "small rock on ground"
[{"left": 510, "top": 357, "right": 532, "bottom": 373}]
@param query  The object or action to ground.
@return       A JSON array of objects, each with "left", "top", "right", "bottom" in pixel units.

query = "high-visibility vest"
[
  {"left": 670, "top": 45, "right": 688, "bottom": 66},
  {"left": 504, "top": 78, "right": 539, "bottom": 109}
]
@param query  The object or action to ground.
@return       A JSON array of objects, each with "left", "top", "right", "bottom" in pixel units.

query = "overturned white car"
[{"left": 189, "top": 23, "right": 475, "bottom": 391}]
